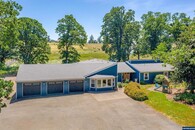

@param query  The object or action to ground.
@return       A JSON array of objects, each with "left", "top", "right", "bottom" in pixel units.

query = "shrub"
[
  {"left": 174, "top": 92, "right": 195, "bottom": 105},
  {"left": 154, "top": 74, "right": 165, "bottom": 84},
  {"left": 124, "top": 82, "right": 148, "bottom": 101},
  {"left": 118, "top": 83, "right": 123, "bottom": 88},
  {"left": 124, "top": 79, "right": 129, "bottom": 83},
  {"left": 0, "top": 79, "right": 14, "bottom": 112}
]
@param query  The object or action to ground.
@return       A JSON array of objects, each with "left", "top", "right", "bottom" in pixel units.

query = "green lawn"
[{"left": 144, "top": 91, "right": 195, "bottom": 126}]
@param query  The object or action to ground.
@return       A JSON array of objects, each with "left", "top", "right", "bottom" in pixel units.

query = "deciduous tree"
[
  {"left": 101, "top": 6, "right": 139, "bottom": 61},
  {"left": 18, "top": 17, "right": 50, "bottom": 64},
  {"left": 141, "top": 12, "right": 171, "bottom": 53},
  {"left": 56, "top": 15, "right": 87, "bottom": 63},
  {"left": 155, "top": 22, "right": 195, "bottom": 93},
  {"left": 170, "top": 13, "right": 192, "bottom": 41},
  {"left": 0, "top": 0, "right": 22, "bottom": 65}
]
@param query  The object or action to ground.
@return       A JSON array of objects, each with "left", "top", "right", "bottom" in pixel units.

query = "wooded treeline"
[{"left": 101, "top": 6, "right": 194, "bottom": 62}]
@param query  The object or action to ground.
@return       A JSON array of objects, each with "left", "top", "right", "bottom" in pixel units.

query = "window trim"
[
  {"left": 143, "top": 73, "right": 149, "bottom": 80},
  {"left": 90, "top": 78, "right": 115, "bottom": 88}
]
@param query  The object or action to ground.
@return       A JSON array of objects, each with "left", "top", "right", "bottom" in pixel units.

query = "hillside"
[{"left": 48, "top": 43, "right": 109, "bottom": 63}]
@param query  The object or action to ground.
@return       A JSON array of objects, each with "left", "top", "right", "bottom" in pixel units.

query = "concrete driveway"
[{"left": 0, "top": 91, "right": 180, "bottom": 130}]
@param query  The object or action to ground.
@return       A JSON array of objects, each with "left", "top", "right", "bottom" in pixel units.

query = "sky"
[{"left": 15, "top": 0, "right": 195, "bottom": 40}]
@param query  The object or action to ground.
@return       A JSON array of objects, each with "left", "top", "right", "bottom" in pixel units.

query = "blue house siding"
[
  {"left": 118, "top": 73, "right": 122, "bottom": 82},
  {"left": 41, "top": 82, "right": 47, "bottom": 96},
  {"left": 16, "top": 83, "right": 23, "bottom": 99},
  {"left": 88, "top": 64, "right": 117, "bottom": 77},
  {"left": 87, "top": 64, "right": 118, "bottom": 90},
  {"left": 140, "top": 72, "right": 163, "bottom": 84},
  {"left": 84, "top": 78, "right": 90, "bottom": 92}
]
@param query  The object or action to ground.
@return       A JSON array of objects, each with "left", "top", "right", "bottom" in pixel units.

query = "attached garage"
[
  {"left": 69, "top": 80, "right": 84, "bottom": 92},
  {"left": 47, "top": 81, "right": 63, "bottom": 94},
  {"left": 23, "top": 82, "right": 41, "bottom": 96}
]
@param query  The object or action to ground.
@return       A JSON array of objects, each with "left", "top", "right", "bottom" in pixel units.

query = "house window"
[
  {"left": 97, "top": 80, "right": 101, "bottom": 88},
  {"left": 108, "top": 79, "right": 111, "bottom": 87},
  {"left": 103, "top": 79, "right": 106, "bottom": 87},
  {"left": 144, "top": 73, "right": 149, "bottom": 80},
  {"left": 91, "top": 80, "right": 95, "bottom": 87},
  {"left": 164, "top": 72, "right": 169, "bottom": 77}
]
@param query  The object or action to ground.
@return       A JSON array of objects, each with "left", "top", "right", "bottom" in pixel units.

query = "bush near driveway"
[
  {"left": 0, "top": 79, "right": 13, "bottom": 112},
  {"left": 124, "top": 82, "right": 148, "bottom": 101}
]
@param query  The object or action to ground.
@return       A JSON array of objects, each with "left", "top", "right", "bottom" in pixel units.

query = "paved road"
[{"left": 0, "top": 91, "right": 181, "bottom": 130}]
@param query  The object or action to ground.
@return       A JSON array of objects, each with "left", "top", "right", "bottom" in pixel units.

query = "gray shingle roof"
[
  {"left": 117, "top": 62, "right": 135, "bottom": 73},
  {"left": 130, "top": 63, "right": 174, "bottom": 73},
  {"left": 16, "top": 63, "right": 116, "bottom": 82},
  {"left": 89, "top": 75, "right": 115, "bottom": 79}
]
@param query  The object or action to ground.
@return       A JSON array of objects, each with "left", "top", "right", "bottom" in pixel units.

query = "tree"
[
  {"left": 97, "top": 36, "right": 102, "bottom": 43},
  {"left": 0, "top": 79, "right": 13, "bottom": 112},
  {"left": 56, "top": 15, "right": 87, "bottom": 63},
  {"left": 88, "top": 35, "right": 95, "bottom": 43},
  {"left": 170, "top": 13, "right": 192, "bottom": 41},
  {"left": 141, "top": 12, "right": 171, "bottom": 53},
  {"left": 152, "top": 42, "right": 168, "bottom": 60},
  {"left": 101, "top": 6, "right": 139, "bottom": 61},
  {"left": 122, "top": 21, "right": 140, "bottom": 60},
  {"left": 18, "top": 17, "right": 50, "bottom": 64},
  {"left": 0, "top": 0, "right": 22, "bottom": 65},
  {"left": 155, "top": 21, "right": 195, "bottom": 93}
]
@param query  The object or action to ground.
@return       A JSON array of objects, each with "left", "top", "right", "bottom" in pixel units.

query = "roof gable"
[{"left": 117, "top": 62, "right": 135, "bottom": 73}]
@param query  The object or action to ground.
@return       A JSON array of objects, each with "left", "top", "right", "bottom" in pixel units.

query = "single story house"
[
  {"left": 16, "top": 59, "right": 174, "bottom": 99},
  {"left": 126, "top": 60, "right": 174, "bottom": 84},
  {"left": 16, "top": 62, "right": 117, "bottom": 99}
]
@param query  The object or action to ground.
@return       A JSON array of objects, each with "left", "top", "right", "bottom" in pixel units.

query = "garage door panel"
[
  {"left": 23, "top": 83, "right": 41, "bottom": 96},
  {"left": 47, "top": 82, "right": 63, "bottom": 94},
  {"left": 69, "top": 80, "right": 84, "bottom": 92}
]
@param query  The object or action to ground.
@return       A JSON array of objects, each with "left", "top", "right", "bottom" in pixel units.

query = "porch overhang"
[{"left": 89, "top": 75, "right": 115, "bottom": 79}]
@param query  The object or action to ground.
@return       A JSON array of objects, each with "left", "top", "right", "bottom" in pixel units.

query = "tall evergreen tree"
[{"left": 88, "top": 35, "right": 95, "bottom": 43}]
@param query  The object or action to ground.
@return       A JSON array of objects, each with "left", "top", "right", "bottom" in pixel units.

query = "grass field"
[
  {"left": 48, "top": 43, "right": 109, "bottom": 63},
  {"left": 144, "top": 91, "right": 195, "bottom": 126},
  {"left": 48, "top": 42, "right": 152, "bottom": 63}
]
